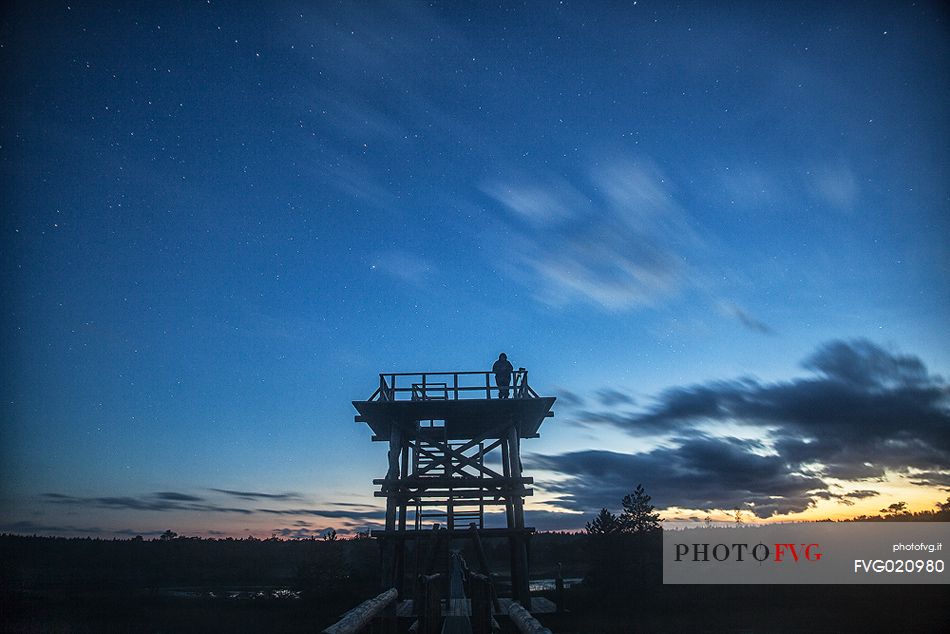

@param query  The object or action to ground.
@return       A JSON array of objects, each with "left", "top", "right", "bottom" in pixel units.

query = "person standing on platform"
[{"left": 492, "top": 352, "right": 514, "bottom": 399}]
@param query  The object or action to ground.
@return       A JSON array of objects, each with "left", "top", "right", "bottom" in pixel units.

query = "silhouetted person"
[{"left": 492, "top": 352, "right": 514, "bottom": 399}]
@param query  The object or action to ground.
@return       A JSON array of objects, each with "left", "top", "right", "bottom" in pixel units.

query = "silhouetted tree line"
[
  {"left": 0, "top": 532, "right": 376, "bottom": 599},
  {"left": 0, "top": 529, "right": 593, "bottom": 600},
  {"left": 829, "top": 497, "right": 950, "bottom": 522}
]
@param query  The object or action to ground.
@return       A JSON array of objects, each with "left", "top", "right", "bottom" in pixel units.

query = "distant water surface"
[{"left": 158, "top": 587, "right": 301, "bottom": 600}]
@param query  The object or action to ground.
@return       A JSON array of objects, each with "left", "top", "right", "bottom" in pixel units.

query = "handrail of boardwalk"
[
  {"left": 320, "top": 587, "right": 397, "bottom": 634},
  {"left": 507, "top": 601, "right": 553, "bottom": 634},
  {"left": 368, "top": 370, "right": 539, "bottom": 402}
]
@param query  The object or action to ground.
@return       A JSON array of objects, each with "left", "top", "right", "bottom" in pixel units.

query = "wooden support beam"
[
  {"left": 507, "top": 425, "right": 531, "bottom": 609},
  {"left": 449, "top": 421, "right": 512, "bottom": 454},
  {"left": 373, "top": 488, "right": 534, "bottom": 496},
  {"left": 412, "top": 421, "right": 511, "bottom": 476},
  {"left": 413, "top": 437, "right": 505, "bottom": 479},
  {"left": 374, "top": 476, "right": 533, "bottom": 487},
  {"left": 469, "top": 572, "right": 494, "bottom": 634},
  {"left": 382, "top": 423, "right": 403, "bottom": 590},
  {"left": 415, "top": 573, "right": 442, "bottom": 634},
  {"left": 321, "top": 588, "right": 398, "bottom": 634},
  {"left": 469, "top": 524, "right": 502, "bottom": 614},
  {"left": 371, "top": 527, "right": 534, "bottom": 539},
  {"left": 506, "top": 601, "right": 552, "bottom": 634}
]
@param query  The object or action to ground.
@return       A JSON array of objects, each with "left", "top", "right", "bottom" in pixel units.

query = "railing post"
[
  {"left": 485, "top": 372, "right": 491, "bottom": 399},
  {"left": 468, "top": 523, "right": 501, "bottom": 613},
  {"left": 469, "top": 572, "right": 492, "bottom": 634},
  {"left": 418, "top": 573, "right": 442, "bottom": 634}
]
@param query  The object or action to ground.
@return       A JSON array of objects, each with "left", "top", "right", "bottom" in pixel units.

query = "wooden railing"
[
  {"left": 368, "top": 370, "right": 539, "bottom": 402},
  {"left": 414, "top": 550, "right": 497, "bottom": 634}
]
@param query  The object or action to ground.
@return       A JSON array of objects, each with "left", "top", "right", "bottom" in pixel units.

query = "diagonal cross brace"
[
  {"left": 413, "top": 421, "right": 512, "bottom": 478},
  {"left": 413, "top": 438, "right": 505, "bottom": 479}
]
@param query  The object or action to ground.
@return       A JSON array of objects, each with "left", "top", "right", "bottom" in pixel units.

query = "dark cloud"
[
  {"left": 42, "top": 492, "right": 254, "bottom": 515},
  {"left": 719, "top": 301, "right": 775, "bottom": 335},
  {"left": 596, "top": 388, "right": 636, "bottom": 407},
  {"left": 811, "top": 489, "right": 881, "bottom": 506},
  {"left": 803, "top": 340, "right": 932, "bottom": 389},
  {"left": 210, "top": 489, "right": 304, "bottom": 501},
  {"left": 155, "top": 492, "right": 205, "bottom": 502},
  {"left": 37, "top": 490, "right": 385, "bottom": 525},
  {"left": 337, "top": 519, "right": 384, "bottom": 531},
  {"left": 590, "top": 340, "right": 948, "bottom": 477},
  {"left": 324, "top": 502, "right": 381, "bottom": 510},
  {"left": 907, "top": 471, "right": 950, "bottom": 489},
  {"left": 527, "top": 435, "right": 825, "bottom": 519},
  {"left": 844, "top": 489, "right": 880, "bottom": 500},
  {"left": 256, "top": 507, "right": 386, "bottom": 520},
  {"left": 0, "top": 520, "right": 104, "bottom": 534},
  {"left": 555, "top": 388, "right": 585, "bottom": 409},
  {"left": 530, "top": 340, "right": 949, "bottom": 518}
]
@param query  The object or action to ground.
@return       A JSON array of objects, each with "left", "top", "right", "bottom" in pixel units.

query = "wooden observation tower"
[{"left": 353, "top": 368, "right": 555, "bottom": 609}]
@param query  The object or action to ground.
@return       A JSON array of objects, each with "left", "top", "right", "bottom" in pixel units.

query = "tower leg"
[
  {"left": 506, "top": 426, "right": 531, "bottom": 609},
  {"left": 395, "top": 442, "right": 409, "bottom": 595},
  {"left": 382, "top": 424, "right": 403, "bottom": 590}
]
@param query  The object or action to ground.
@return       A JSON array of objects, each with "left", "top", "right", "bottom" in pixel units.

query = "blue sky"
[{"left": 2, "top": 1, "right": 948, "bottom": 537}]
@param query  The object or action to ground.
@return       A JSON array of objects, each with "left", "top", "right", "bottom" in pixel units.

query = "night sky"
[{"left": 2, "top": 2, "right": 948, "bottom": 538}]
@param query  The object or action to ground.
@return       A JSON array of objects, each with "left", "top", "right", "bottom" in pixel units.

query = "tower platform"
[{"left": 353, "top": 370, "right": 554, "bottom": 439}]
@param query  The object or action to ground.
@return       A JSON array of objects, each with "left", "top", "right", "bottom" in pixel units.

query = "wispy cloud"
[
  {"left": 717, "top": 165, "right": 782, "bottom": 208},
  {"left": 481, "top": 177, "right": 587, "bottom": 226},
  {"left": 370, "top": 250, "right": 433, "bottom": 287},
  {"left": 484, "top": 157, "right": 702, "bottom": 311},
  {"left": 808, "top": 163, "right": 858, "bottom": 210}
]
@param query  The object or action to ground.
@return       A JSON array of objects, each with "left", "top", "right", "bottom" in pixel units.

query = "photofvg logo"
[
  {"left": 663, "top": 523, "right": 949, "bottom": 584},
  {"left": 674, "top": 542, "right": 823, "bottom": 563}
]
